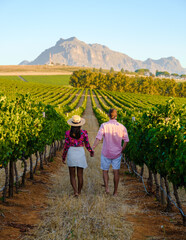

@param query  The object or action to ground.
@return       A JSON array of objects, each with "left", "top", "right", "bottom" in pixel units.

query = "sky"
[{"left": 0, "top": 0, "right": 186, "bottom": 67}]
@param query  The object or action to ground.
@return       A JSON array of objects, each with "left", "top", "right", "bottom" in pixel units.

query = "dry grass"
[
  {"left": 23, "top": 96, "right": 136, "bottom": 240},
  {"left": 23, "top": 156, "right": 134, "bottom": 240},
  {"left": 0, "top": 65, "right": 92, "bottom": 75}
]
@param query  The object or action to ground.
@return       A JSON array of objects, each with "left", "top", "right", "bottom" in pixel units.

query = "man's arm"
[
  {"left": 122, "top": 126, "right": 129, "bottom": 152},
  {"left": 121, "top": 142, "right": 128, "bottom": 152},
  {"left": 92, "top": 138, "right": 101, "bottom": 150},
  {"left": 93, "top": 124, "right": 104, "bottom": 150}
]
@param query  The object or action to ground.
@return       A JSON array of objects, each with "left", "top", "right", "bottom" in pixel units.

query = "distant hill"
[
  {"left": 20, "top": 37, "right": 186, "bottom": 74},
  {"left": 19, "top": 60, "right": 30, "bottom": 65}
]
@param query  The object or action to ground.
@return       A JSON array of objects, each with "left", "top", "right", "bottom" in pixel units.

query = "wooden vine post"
[
  {"left": 30, "top": 155, "right": 34, "bottom": 180},
  {"left": 14, "top": 162, "right": 19, "bottom": 193},
  {"left": 34, "top": 152, "right": 39, "bottom": 174},
  {"left": 40, "top": 152, "right": 44, "bottom": 170},
  {"left": 160, "top": 175, "right": 166, "bottom": 205},
  {"left": 3, "top": 166, "right": 9, "bottom": 202},
  {"left": 147, "top": 169, "right": 153, "bottom": 194},
  {"left": 153, "top": 173, "right": 160, "bottom": 201},
  {"left": 173, "top": 184, "right": 186, "bottom": 226},
  {"left": 140, "top": 165, "right": 144, "bottom": 183},
  {"left": 9, "top": 159, "right": 14, "bottom": 198},
  {"left": 164, "top": 176, "right": 172, "bottom": 211},
  {"left": 22, "top": 157, "right": 27, "bottom": 186}
]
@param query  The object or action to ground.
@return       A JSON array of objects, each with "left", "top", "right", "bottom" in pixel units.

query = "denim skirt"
[{"left": 67, "top": 147, "right": 88, "bottom": 169}]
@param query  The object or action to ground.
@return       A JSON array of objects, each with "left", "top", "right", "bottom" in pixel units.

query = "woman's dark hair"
[{"left": 70, "top": 126, "right": 81, "bottom": 139}]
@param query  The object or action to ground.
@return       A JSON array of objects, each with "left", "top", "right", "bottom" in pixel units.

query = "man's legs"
[
  {"left": 102, "top": 172, "right": 109, "bottom": 187},
  {"left": 69, "top": 167, "right": 78, "bottom": 196},
  {"left": 103, "top": 170, "right": 109, "bottom": 193},
  {"left": 113, "top": 169, "right": 120, "bottom": 196},
  {"left": 101, "top": 155, "right": 112, "bottom": 193},
  {"left": 112, "top": 156, "right": 121, "bottom": 196}
]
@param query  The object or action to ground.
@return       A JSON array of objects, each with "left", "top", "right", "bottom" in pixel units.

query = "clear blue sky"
[{"left": 1, "top": 0, "right": 186, "bottom": 67}]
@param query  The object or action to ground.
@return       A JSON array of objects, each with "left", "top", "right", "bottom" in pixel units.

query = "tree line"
[{"left": 70, "top": 70, "right": 186, "bottom": 97}]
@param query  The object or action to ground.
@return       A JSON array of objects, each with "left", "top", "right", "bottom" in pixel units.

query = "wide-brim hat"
[{"left": 67, "top": 115, "right": 86, "bottom": 126}]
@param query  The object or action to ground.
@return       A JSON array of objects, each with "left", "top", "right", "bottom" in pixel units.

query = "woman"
[{"left": 62, "top": 115, "right": 94, "bottom": 197}]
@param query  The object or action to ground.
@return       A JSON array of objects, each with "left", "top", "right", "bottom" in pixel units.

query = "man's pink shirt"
[{"left": 96, "top": 119, "right": 129, "bottom": 160}]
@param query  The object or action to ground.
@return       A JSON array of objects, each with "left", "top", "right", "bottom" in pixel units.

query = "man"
[{"left": 92, "top": 108, "right": 129, "bottom": 196}]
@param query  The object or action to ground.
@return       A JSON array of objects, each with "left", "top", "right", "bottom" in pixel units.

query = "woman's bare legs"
[
  {"left": 77, "top": 167, "right": 84, "bottom": 194},
  {"left": 69, "top": 167, "right": 78, "bottom": 196}
]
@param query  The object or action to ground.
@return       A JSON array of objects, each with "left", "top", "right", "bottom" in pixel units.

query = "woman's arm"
[
  {"left": 84, "top": 130, "right": 94, "bottom": 153},
  {"left": 62, "top": 132, "right": 70, "bottom": 162}
]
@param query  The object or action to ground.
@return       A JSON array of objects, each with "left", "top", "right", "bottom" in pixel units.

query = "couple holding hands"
[{"left": 62, "top": 109, "right": 129, "bottom": 197}]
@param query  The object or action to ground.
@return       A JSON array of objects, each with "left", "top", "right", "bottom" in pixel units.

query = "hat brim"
[{"left": 67, "top": 117, "right": 86, "bottom": 126}]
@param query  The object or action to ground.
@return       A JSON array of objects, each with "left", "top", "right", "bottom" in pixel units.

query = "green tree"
[
  {"left": 171, "top": 73, "right": 179, "bottom": 77},
  {"left": 69, "top": 70, "right": 184, "bottom": 97},
  {"left": 110, "top": 67, "right": 114, "bottom": 73},
  {"left": 180, "top": 74, "right": 186, "bottom": 78},
  {"left": 150, "top": 72, "right": 155, "bottom": 77},
  {"left": 156, "top": 71, "right": 170, "bottom": 77},
  {"left": 135, "top": 69, "right": 149, "bottom": 75}
]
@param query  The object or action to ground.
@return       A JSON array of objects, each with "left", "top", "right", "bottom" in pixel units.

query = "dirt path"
[
  {"left": 75, "top": 90, "right": 85, "bottom": 108},
  {"left": 18, "top": 76, "right": 28, "bottom": 82},
  {"left": 24, "top": 96, "right": 134, "bottom": 239},
  {"left": 93, "top": 93, "right": 103, "bottom": 109}
]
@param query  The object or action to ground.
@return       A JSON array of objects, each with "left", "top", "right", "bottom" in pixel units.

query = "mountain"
[
  {"left": 19, "top": 60, "right": 30, "bottom": 65},
  {"left": 20, "top": 37, "right": 186, "bottom": 74}
]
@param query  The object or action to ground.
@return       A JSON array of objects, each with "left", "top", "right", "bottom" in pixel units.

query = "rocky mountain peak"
[
  {"left": 55, "top": 37, "right": 79, "bottom": 46},
  {"left": 19, "top": 37, "right": 186, "bottom": 74}
]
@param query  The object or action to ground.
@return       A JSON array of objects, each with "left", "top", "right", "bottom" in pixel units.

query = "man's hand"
[{"left": 92, "top": 138, "right": 100, "bottom": 151}]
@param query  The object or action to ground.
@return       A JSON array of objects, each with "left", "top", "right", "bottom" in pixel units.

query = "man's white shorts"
[{"left": 101, "top": 154, "right": 122, "bottom": 170}]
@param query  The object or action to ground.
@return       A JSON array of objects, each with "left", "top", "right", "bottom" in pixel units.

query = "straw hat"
[{"left": 67, "top": 115, "right": 86, "bottom": 126}]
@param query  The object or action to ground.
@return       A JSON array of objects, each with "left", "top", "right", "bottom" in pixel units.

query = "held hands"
[
  {"left": 90, "top": 151, "right": 94, "bottom": 157},
  {"left": 91, "top": 144, "right": 96, "bottom": 157}
]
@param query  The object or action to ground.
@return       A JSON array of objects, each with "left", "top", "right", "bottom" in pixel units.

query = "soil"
[
  {"left": 0, "top": 95, "right": 185, "bottom": 240},
  {"left": 0, "top": 157, "right": 62, "bottom": 240},
  {"left": 120, "top": 168, "right": 186, "bottom": 240}
]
